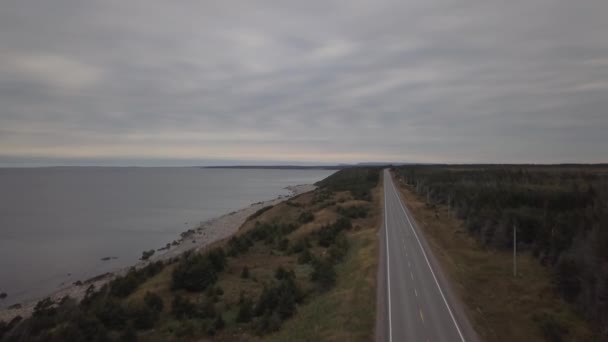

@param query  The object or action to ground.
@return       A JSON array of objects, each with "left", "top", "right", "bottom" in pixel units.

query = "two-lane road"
[{"left": 379, "top": 169, "right": 478, "bottom": 342}]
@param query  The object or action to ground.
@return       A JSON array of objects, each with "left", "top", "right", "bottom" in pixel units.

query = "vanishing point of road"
[{"left": 377, "top": 169, "right": 479, "bottom": 342}]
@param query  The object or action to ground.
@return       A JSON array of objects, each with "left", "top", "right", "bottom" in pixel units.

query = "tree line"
[{"left": 395, "top": 165, "right": 608, "bottom": 335}]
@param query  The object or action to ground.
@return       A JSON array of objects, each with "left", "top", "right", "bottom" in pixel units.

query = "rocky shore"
[{"left": 0, "top": 184, "right": 316, "bottom": 323}]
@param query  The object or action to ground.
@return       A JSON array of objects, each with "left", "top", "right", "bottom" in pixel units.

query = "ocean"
[{"left": 0, "top": 167, "right": 334, "bottom": 308}]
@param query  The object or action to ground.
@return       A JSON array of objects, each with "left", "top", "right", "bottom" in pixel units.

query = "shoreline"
[{"left": 0, "top": 183, "right": 316, "bottom": 323}]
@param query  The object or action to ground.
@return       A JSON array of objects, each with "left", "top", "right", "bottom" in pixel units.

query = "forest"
[{"left": 394, "top": 164, "right": 608, "bottom": 335}]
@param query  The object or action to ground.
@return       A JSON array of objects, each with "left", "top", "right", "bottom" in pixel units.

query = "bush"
[
  {"left": 278, "top": 238, "right": 289, "bottom": 252},
  {"left": 337, "top": 205, "right": 369, "bottom": 219},
  {"left": 237, "top": 297, "right": 254, "bottom": 323},
  {"left": 535, "top": 313, "right": 569, "bottom": 342},
  {"left": 290, "top": 237, "right": 310, "bottom": 254},
  {"left": 311, "top": 258, "right": 336, "bottom": 291},
  {"left": 274, "top": 266, "right": 291, "bottom": 280},
  {"left": 171, "top": 295, "right": 196, "bottom": 319},
  {"left": 241, "top": 266, "right": 250, "bottom": 279},
  {"left": 249, "top": 205, "right": 273, "bottom": 220},
  {"left": 255, "top": 312, "right": 282, "bottom": 335},
  {"left": 317, "top": 217, "right": 352, "bottom": 247},
  {"left": 328, "top": 232, "right": 349, "bottom": 262},
  {"left": 119, "top": 325, "right": 138, "bottom": 342},
  {"left": 143, "top": 291, "right": 164, "bottom": 312},
  {"left": 140, "top": 249, "right": 155, "bottom": 260},
  {"left": 213, "top": 314, "right": 225, "bottom": 331},
  {"left": 172, "top": 253, "right": 218, "bottom": 292},
  {"left": 94, "top": 298, "right": 128, "bottom": 330},
  {"left": 297, "top": 211, "right": 315, "bottom": 224},
  {"left": 254, "top": 274, "right": 300, "bottom": 321},
  {"left": 110, "top": 273, "right": 140, "bottom": 298},
  {"left": 128, "top": 303, "right": 158, "bottom": 330},
  {"left": 110, "top": 262, "right": 164, "bottom": 298},
  {"left": 297, "top": 248, "right": 313, "bottom": 264}
]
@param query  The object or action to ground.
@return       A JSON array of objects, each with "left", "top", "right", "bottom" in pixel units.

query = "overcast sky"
[{"left": 1, "top": 0, "right": 607, "bottom": 166}]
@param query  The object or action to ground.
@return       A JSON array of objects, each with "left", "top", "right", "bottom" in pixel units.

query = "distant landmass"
[
  {"left": 202, "top": 165, "right": 345, "bottom": 170},
  {"left": 203, "top": 162, "right": 411, "bottom": 170}
]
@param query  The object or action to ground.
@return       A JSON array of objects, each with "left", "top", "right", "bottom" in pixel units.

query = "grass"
[
  {"left": 265, "top": 185, "right": 380, "bottom": 342},
  {"left": 392, "top": 173, "right": 597, "bottom": 341},
  {"left": 119, "top": 177, "right": 381, "bottom": 341}
]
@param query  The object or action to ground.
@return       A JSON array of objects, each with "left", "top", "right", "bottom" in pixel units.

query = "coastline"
[{"left": 0, "top": 183, "right": 316, "bottom": 323}]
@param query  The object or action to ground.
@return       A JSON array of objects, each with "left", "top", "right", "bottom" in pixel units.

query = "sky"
[{"left": 1, "top": 0, "right": 607, "bottom": 166}]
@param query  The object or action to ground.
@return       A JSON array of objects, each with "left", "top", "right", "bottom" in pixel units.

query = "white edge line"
[
  {"left": 384, "top": 171, "right": 393, "bottom": 342},
  {"left": 389, "top": 174, "right": 466, "bottom": 342}
]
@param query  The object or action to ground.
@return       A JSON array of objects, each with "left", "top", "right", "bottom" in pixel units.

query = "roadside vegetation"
[
  {"left": 0, "top": 167, "right": 381, "bottom": 342},
  {"left": 393, "top": 165, "right": 606, "bottom": 341}
]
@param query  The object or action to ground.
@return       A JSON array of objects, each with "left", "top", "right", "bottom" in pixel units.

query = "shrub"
[
  {"left": 255, "top": 312, "right": 282, "bottom": 335},
  {"left": 110, "top": 262, "right": 164, "bottom": 298},
  {"left": 94, "top": 298, "right": 128, "bottom": 330},
  {"left": 119, "top": 325, "right": 137, "bottom": 342},
  {"left": 172, "top": 253, "right": 218, "bottom": 292},
  {"left": 297, "top": 248, "right": 313, "bottom": 264},
  {"left": 213, "top": 314, "right": 225, "bottom": 331},
  {"left": 328, "top": 232, "right": 349, "bottom": 261},
  {"left": 128, "top": 303, "right": 157, "bottom": 330},
  {"left": 290, "top": 237, "right": 310, "bottom": 254},
  {"left": 241, "top": 266, "right": 250, "bottom": 279},
  {"left": 237, "top": 297, "right": 254, "bottom": 323},
  {"left": 248, "top": 205, "right": 273, "bottom": 220},
  {"left": 297, "top": 211, "right": 315, "bottom": 224},
  {"left": 110, "top": 273, "right": 140, "bottom": 298},
  {"left": 254, "top": 275, "right": 300, "bottom": 321},
  {"left": 337, "top": 205, "right": 369, "bottom": 219},
  {"left": 274, "top": 266, "right": 291, "bottom": 280},
  {"left": 311, "top": 258, "right": 336, "bottom": 291},
  {"left": 140, "top": 249, "right": 155, "bottom": 260},
  {"left": 535, "top": 313, "right": 569, "bottom": 342},
  {"left": 278, "top": 238, "right": 289, "bottom": 251},
  {"left": 317, "top": 217, "right": 352, "bottom": 248},
  {"left": 143, "top": 291, "right": 164, "bottom": 312},
  {"left": 171, "top": 295, "right": 196, "bottom": 320}
]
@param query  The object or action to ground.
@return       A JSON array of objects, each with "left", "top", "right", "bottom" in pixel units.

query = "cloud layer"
[{"left": 1, "top": 0, "right": 607, "bottom": 165}]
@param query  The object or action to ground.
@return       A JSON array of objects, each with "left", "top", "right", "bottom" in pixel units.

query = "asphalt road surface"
[{"left": 378, "top": 169, "right": 479, "bottom": 342}]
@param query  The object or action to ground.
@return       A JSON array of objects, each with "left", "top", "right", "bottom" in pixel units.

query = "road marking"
[
  {"left": 415, "top": 288, "right": 418, "bottom": 297},
  {"left": 384, "top": 172, "right": 393, "bottom": 342},
  {"left": 419, "top": 309, "right": 425, "bottom": 323},
  {"left": 389, "top": 176, "right": 466, "bottom": 342},
  {"left": 410, "top": 272, "right": 414, "bottom": 280},
  {"left": 408, "top": 261, "right": 411, "bottom": 268}
]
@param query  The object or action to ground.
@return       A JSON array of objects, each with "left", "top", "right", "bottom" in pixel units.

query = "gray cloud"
[{"left": 1, "top": 0, "right": 607, "bottom": 165}]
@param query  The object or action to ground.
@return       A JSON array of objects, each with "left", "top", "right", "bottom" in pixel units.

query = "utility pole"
[{"left": 513, "top": 223, "right": 517, "bottom": 278}]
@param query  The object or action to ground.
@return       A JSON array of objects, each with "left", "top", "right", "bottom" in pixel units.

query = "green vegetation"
[
  {"left": 337, "top": 204, "right": 370, "bottom": 219},
  {"left": 316, "top": 167, "right": 380, "bottom": 201},
  {"left": 171, "top": 249, "right": 226, "bottom": 292},
  {"left": 248, "top": 205, "right": 273, "bottom": 220},
  {"left": 140, "top": 249, "right": 155, "bottom": 260},
  {"left": 1, "top": 167, "right": 381, "bottom": 341},
  {"left": 395, "top": 165, "right": 607, "bottom": 339}
]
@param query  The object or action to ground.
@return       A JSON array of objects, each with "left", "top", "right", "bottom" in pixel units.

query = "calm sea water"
[{"left": 0, "top": 167, "right": 334, "bottom": 308}]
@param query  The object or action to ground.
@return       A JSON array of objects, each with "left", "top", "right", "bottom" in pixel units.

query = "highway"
[{"left": 378, "top": 169, "right": 478, "bottom": 342}]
